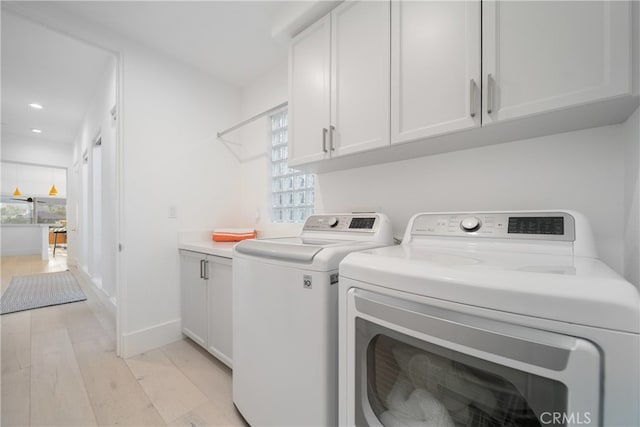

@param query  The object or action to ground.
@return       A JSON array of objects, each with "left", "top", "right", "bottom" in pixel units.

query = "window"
[
  {"left": 36, "top": 197, "right": 67, "bottom": 224},
  {"left": 271, "top": 110, "right": 315, "bottom": 223},
  {"left": 0, "top": 197, "right": 32, "bottom": 224},
  {"left": 0, "top": 196, "right": 66, "bottom": 224}
]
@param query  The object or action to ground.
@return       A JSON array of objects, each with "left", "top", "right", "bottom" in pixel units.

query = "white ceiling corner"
[
  {"left": 1, "top": 1, "right": 328, "bottom": 148},
  {"left": 1, "top": 10, "right": 114, "bottom": 145},
  {"left": 48, "top": 1, "right": 298, "bottom": 88}
]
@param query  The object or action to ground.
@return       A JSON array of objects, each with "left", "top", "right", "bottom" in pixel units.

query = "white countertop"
[{"left": 179, "top": 241, "right": 237, "bottom": 258}]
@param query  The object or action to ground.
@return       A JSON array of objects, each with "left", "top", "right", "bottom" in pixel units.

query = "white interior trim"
[{"left": 120, "top": 319, "right": 183, "bottom": 359}]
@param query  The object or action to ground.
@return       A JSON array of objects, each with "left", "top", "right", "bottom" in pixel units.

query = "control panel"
[
  {"left": 303, "top": 214, "right": 379, "bottom": 233},
  {"left": 410, "top": 212, "right": 575, "bottom": 241}
]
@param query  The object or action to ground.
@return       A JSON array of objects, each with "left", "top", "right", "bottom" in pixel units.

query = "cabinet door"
[
  {"left": 289, "top": 15, "right": 331, "bottom": 167},
  {"left": 482, "top": 0, "right": 632, "bottom": 124},
  {"left": 180, "top": 251, "right": 208, "bottom": 347},
  {"left": 391, "top": 0, "right": 481, "bottom": 144},
  {"left": 331, "top": 0, "right": 391, "bottom": 157},
  {"left": 207, "top": 256, "right": 233, "bottom": 368}
]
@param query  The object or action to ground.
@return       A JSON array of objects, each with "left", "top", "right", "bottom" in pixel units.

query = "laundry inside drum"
[{"left": 366, "top": 335, "right": 568, "bottom": 427}]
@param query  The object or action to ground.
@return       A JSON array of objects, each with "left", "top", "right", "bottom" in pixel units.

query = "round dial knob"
[
  {"left": 327, "top": 217, "right": 339, "bottom": 227},
  {"left": 460, "top": 216, "right": 481, "bottom": 232}
]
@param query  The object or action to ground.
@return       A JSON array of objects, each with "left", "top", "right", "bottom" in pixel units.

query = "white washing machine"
[
  {"left": 233, "top": 213, "right": 393, "bottom": 426},
  {"left": 338, "top": 211, "right": 640, "bottom": 427}
]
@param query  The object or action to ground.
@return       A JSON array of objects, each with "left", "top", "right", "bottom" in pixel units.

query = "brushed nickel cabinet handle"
[
  {"left": 322, "top": 128, "right": 328, "bottom": 153},
  {"left": 329, "top": 125, "right": 335, "bottom": 151},
  {"left": 470, "top": 79, "right": 478, "bottom": 118},
  {"left": 487, "top": 74, "right": 494, "bottom": 115}
]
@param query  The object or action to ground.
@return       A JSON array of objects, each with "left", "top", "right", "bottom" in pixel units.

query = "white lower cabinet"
[
  {"left": 206, "top": 255, "right": 232, "bottom": 367},
  {"left": 180, "top": 250, "right": 208, "bottom": 347},
  {"left": 180, "top": 250, "right": 232, "bottom": 367}
]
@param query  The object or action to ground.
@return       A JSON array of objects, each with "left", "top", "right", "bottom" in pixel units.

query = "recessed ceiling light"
[
  {"left": 29, "top": 103, "right": 43, "bottom": 109},
  {"left": 31, "top": 128, "right": 42, "bottom": 133}
]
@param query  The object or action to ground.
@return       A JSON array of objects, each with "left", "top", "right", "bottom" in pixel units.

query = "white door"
[
  {"left": 207, "top": 256, "right": 233, "bottom": 367},
  {"left": 330, "top": 0, "right": 391, "bottom": 157},
  {"left": 180, "top": 251, "right": 208, "bottom": 347},
  {"left": 289, "top": 15, "right": 331, "bottom": 167},
  {"left": 391, "top": 0, "right": 481, "bottom": 144},
  {"left": 344, "top": 285, "right": 601, "bottom": 426},
  {"left": 482, "top": 0, "right": 632, "bottom": 124}
]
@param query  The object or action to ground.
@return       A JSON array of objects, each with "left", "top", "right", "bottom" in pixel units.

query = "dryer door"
[{"left": 344, "top": 287, "right": 601, "bottom": 427}]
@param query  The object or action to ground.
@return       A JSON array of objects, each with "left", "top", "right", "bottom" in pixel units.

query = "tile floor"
[{"left": 1, "top": 252, "right": 246, "bottom": 426}]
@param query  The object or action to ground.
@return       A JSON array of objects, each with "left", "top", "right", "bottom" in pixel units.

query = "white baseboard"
[
  {"left": 74, "top": 268, "right": 115, "bottom": 317},
  {"left": 120, "top": 319, "right": 182, "bottom": 358}
]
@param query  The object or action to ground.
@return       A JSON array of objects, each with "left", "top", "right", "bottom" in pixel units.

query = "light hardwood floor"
[{"left": 1, "top": 253, "right": 245, "bottom": 426}]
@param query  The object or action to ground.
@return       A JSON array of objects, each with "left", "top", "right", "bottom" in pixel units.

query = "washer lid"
[
  {"left": 235, "top": 237, "right": 350, "bottom": 263},
  {"left": 340, "top": 246, "right": 640, "bottom": 333}
]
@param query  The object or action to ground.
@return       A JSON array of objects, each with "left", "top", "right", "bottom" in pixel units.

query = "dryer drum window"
[{"left": 357, "top": 320, "right": 569, "bottom": 427}]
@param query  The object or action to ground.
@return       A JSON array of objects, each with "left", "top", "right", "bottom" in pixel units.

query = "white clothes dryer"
[
  {"left": 338, "top": 211, "right": 640, "bottom": 427},
  {"left": 233, "top": 213, "right": 393, "bottom": 426}
]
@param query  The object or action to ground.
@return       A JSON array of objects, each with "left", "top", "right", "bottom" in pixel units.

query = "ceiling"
[
  {"left": 2, "top": 1, "right": 316, "bottom": 147},
  {"left": 1, "top": 11, "right": 114, "bottom": 144},
  {"left": 49, "top": 1, "right": 293, "bottom": 87}
]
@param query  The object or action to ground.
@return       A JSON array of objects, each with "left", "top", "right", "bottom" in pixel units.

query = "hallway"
[{"left": 1, "top": 255, "right": 243, "bottom": 426}]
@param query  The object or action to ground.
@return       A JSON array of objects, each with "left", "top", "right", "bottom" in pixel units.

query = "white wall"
[
  {"left": 237, "top": 62, "right": 303, "bottom": 237},
  {"left": 13, "top": 3, "right": 243, "bottom": 357},
  {"left": 1, "top": 162, "right": 67, "bottom": 197},
  {"left": 624, "top": 0, "right": 640, "bottom": 287},
  {"left": 239, "top": 62, "right": 638, "bottom": 284},
  {"left": 121, "top": 43, "right": 241, "bottom": 356},
  {"left": 624, "top": 108, "right": 640, "bottom": 286},
  {"left": 0, "top": 133, "right": 73, "bottom": 168},
  {"left": 318, "top": 126, "right": 627, "bottom": 272}
]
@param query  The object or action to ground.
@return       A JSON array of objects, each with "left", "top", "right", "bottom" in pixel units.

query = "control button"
[
  {"left": 460, "top": 217, "right": 481, "bottom": 232},
  {"left": 328, "top": 217, "right": 339, "bottom": 227}
]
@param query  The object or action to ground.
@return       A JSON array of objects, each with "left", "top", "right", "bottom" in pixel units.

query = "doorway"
[{"left": 1, "top": 9, "right": 121, "bottom": 352}]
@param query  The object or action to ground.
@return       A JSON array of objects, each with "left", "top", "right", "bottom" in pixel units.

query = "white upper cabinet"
[
  {"left": 288, "top": 0, "right": 636, "bottom": 172},
  {"left": 331, "top": 1, "right": 390, "bottom": 157},
  {"left": 289, "top": 1, "right": 390, "bottom": 167},
  {"left": 391, "top": 0, "right": 481, "bottom": 145},
  {"left": 289, "top": 15, "right": 331, "bottom": 166},
  {"left": 482, "top": 0, "right": 632, "bottom": 124}
]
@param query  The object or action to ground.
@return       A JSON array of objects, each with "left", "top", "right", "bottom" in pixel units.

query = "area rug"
[{"left": 0, "top": 270, "right": 87, "bottom": 315}]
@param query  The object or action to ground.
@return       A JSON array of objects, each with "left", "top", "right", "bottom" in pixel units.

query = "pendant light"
[
  {"left": 49, "top": 167, "right": 58, "bottom": 196},
  {"left": 13, "top": 166, "right": 21, "bottom": 196}
]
